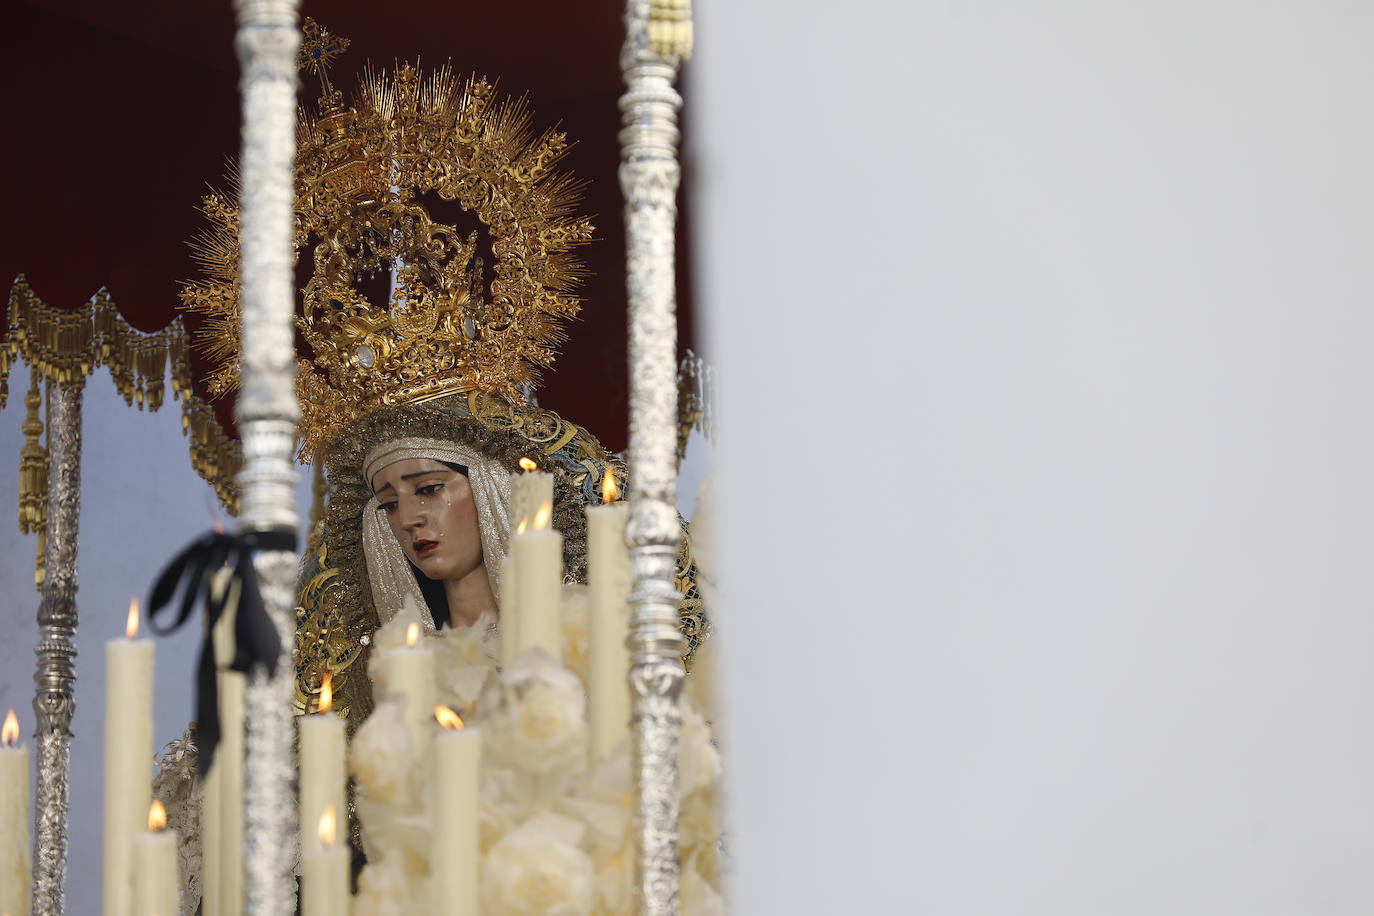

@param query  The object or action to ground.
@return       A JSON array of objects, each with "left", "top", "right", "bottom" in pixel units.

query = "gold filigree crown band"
[{"left": 180, "top": 23, "right": 594, "bottom": 460}]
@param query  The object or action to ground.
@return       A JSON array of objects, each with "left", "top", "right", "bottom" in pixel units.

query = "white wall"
[{"left": 692, "top": 2, "right": 1374, "bottom": 913}]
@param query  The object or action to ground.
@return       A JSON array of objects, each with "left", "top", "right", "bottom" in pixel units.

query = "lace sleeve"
[{"left": 154, "top": 726, "right": 204, "bottom": 916}]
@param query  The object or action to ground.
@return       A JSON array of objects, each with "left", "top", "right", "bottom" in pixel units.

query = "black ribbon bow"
[{"left": 147, "top": 527, "right": 295, "bottom": 776}]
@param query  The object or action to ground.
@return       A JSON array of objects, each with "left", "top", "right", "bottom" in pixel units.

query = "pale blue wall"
[{"left": 0, "top": 370, "right": 311, "bottom": 914}]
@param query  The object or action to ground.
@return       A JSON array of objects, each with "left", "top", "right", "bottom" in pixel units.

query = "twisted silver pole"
[
  {"left": 620, "top": 2, "right": 691, "bottom": 913},
  {"left": 31, "top": 380, "right": 83, "bottom": 916},
  {"left": 232, "top": 3, "right": 301, "bottom": 915}
]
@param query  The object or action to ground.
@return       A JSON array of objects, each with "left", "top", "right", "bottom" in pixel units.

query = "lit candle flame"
[
  {"left": 318, "top": 805, "right": 337, "bottom": 847},
  {"left": 2, "top": 711, "right": 18, "bottom": 747},
  {"left": 518, "top": 457, "right": 537, "bottom": 472},
  {"left": 318, "top": 672, "right": 333, "bottom": 713},
  {"left": 516, "top": 517, "right": 528, "bottom": 535},
  {"left": 406, "top": 622, "right": 420, "bottom": 648},
  {"left": 534, "top": 502, "right": 552, "bottom": 531},
  {"left": 601, "top": 470, "right": 619, "bottom": 503},
  {"left": 126, "top": 597, "right": 140, "bottom": 639},
  {"left": 434, "top": 705, "right": 464, "bottom": 730},
  {"left": 148, "top": 799, "right": 167, "bottom": 832}
]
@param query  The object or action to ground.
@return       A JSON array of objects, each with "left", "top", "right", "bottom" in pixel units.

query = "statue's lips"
[{"left": 413, "top": 539, "right": 438, "bottom": 558}]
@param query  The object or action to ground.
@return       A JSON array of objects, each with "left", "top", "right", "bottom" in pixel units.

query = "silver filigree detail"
[
  {"left": 31, "top": 379, "right": 83, "bottom": 916},
  {"left": 32, "top": 734, "right": 69, "bottom": 916},
  {"left": 233, "top": 3, "right": 302, "bottom": 915},
  {"left": 620, "top": 2, "right": 689, "bottom": 913}
]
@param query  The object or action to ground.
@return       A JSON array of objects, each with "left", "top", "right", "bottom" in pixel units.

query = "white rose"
[
  {"left": 560, "top": 584, "right": 591, "bottom": 687},
  {"left": 481, "top": 814, "right": 595, "bottom": 916},
  {"left": 481, "top": 649, "right": 588, "bottom": 776},
  {"left": 565, "top": 746, "right": 633, "bottom": 859},
  {"left": 593, "top": 840, "right": 633, "bottom": 916},
  {"left": 680, "top": 787, "right": 721, "bottom": 882},
  {"left": 679, "top": 703, "right": 722, "bottom": 799},
  {"left": 681, "top": 864, "right": 727, "bottom": 916},
  {"left": 355, "top": 852, "right": 423, "bottom": 916},
  {"left": 349, "top": 699, "right": 416, "bottom": 805},
  {"left": 435, "top": 612, "right": 500, "bottom": 711}
]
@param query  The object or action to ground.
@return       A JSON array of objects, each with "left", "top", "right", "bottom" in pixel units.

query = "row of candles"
[
  {"left": 507, "top": 460, "right": 636, "bottom": 762},
  {"left": 290, "top": 463, "right": 634, "bottom": 914},
  {"left": 0, "top": 462, "right": 634, "bottom": 915},
  {"left": 1, "top": 704, "right": 181, "bottom": 916},
  {"left": 0, "top": 599, "right": 189, "bottom": 916}
]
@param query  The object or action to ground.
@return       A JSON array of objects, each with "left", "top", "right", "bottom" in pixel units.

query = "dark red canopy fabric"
[{"left": 2, "top": 0, "right": 697, "bottom": 450}]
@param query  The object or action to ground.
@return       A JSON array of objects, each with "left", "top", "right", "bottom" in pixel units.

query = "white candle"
[
  {"left": 299, "top": 673, "right": 347, "bottom": 856},
  {"left": 512, "top": 503, "right": 563, "bottom": 661},
  {"left": 132, "top": 801, "right": 179, "bottom": 916},
  {"left": 201, "top": 756, "right": 221, "bottom": 916},
  {"left": 104, "top": 599, "right": 154, "bottom": 916},
  {"left": 301, "top": 806, "right": 350, "bottom": 916},
  {"left": 378, "top": 623, "right": 436, "bottom": 749},
  {"left": 218, "top": 670, "right": 246, "bottom": 916},
  {"left": 433, "top": 708, "right": 479, "bottom": 916},
  {"left": 509, "top": 459, "right": 553, "bottom": 535},
  {"left": 587, "top": 472, "right": 633, "bottom": 761},
  {"left": 202, "top": 565, "right": 235, "bottom": 916},
  {"left": 0, "top": 710, "right": 31, "bottom": 916},
  {"left": 498, "top": 555, "right": 518, "bottom": 669}
]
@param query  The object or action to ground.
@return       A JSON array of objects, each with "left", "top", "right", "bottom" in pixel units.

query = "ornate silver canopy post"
[
  {"left": 232, "top": 2, "right": 302, "bottom": 915},
  {"left": 619, "top": 2, "right": 693, "bottom": 913},
  {"left": 31, "top": 379, "right": 83, "bottom": 916}
]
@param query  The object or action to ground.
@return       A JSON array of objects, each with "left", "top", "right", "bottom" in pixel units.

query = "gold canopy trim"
[{"left": 3, "top": 278, "right": 243, "bottom": 583}]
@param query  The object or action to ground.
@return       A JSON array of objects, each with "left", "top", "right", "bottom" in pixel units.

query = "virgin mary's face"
[{"left": 371, "top": 458, "right": 484, "bottom": 582}]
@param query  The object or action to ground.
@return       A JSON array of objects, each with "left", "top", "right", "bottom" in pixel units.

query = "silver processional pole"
[
  {"left": 31, "top": 378, "right": 83, "bottom": 916},
  {"left": 232, "top": 2, "right": 302, "bottom": 915},
  {"left": 619, "top": 1, "right": 693, "bottom": 914}
]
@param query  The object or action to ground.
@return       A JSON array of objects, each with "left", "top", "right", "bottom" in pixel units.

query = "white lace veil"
[{"left": 360, "top": 436, "right": 513, "bottom": 629}]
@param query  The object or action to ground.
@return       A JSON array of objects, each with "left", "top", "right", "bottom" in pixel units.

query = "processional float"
[{"left": 3, "top": 0, "right": 704, "bottom": 913}]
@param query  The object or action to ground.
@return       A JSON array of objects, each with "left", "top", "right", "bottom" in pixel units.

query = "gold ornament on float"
[{"left": 180, "top": 20, "right": 595, "bottom": 460}]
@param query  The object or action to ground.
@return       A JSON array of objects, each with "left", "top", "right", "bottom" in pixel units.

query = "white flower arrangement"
[
  {"left": 479, "top": 648, "right": 589, "bottom": 778},
  {"left": 348, "top": 584, "right": 725, "bottom": 914},
  {"left": 349, "top": 699, "right": 415, "bottom": 807},
  {"left": 481, "top": 812, "right": 597, "bottom": 916},
  {"left": 433, "top": 610, "right": 501, "bottom": 714}
]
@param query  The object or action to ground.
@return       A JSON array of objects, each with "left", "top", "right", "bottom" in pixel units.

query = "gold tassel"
[
  {"left": 6, "top": 279, "right": 241, "bottom": 516},
  {"left": 675, "top": 350, "right": 714, "bottom": 470},
  {"left": 18, "top": 369, "right": 49, "bottom": 590}
]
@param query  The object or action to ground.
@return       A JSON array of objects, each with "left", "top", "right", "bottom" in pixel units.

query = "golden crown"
[{"left": 180, "top": 20, "right": 595, "bottom": 460}]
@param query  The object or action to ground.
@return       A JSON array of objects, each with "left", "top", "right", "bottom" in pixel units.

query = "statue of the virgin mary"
[
  {"left": 296, "top": 390, "right": 706, "bottom": 728},
  {"left": 179, "top": 34, "right": 706, "bottom": 729},
  {"left": 167, "top": 28, "right": 714, "bottom": 912}
]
